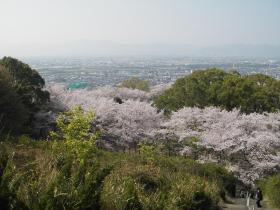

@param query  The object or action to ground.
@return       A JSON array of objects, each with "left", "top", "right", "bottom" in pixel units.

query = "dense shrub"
[
  {"left": 260, "top": 174, "right": 280, "bottom": 208},
  {"left": 153, "top": 68, "right": 280, "bottom": 114},
  {"left": 0, "top": 66, "right": 29, "bottom": 134},
  {"left": 0, "top": 141, "right": 237, "bottom": 210},
  {"left": 100, "top": 161, "right": 222, "bottom": 210},
  {"left": 0, "top": 57, "right": 50, "bottom": 110},
  {"left": 0, "top": 144, "right": 29, "bottom": 210},
  {"left": 50, "top": 105, "right": 100, "bottom": 159},
  {"left": 101, "top": 163, "right": 168, "bottom": 210},
  {"left": 0, "top": 141, "right": 112, "bottom": 210},
  {"left": 119, "top": 77, "right": 150, "bottom": 92},
  {"left": 166, "top": 176, "right": 220, "bottom": 210},
  {"left": 0, "top": 57, "right": 50, "bottom": 134},
  {"left": 101, "top": 175, "right": 143, "bottom": 210},
  {"left": 199, "top": 163, "right": 236, "bottom": 198},
  {"left": 50, "top": 105, "right": 97, "bottom": 141}
]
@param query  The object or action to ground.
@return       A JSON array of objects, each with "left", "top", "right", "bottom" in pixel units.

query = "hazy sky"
[{"left": 1, "top": 0, "right": 280, "bottom": 56}]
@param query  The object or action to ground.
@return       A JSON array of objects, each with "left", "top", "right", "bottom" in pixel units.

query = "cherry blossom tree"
[
  {"left": 156, "top": 107, "right": 280, "bottom": 183},
  {"left": 48, "top": 85, "right": 280, "bottom": 183},
  {"left": 48, "top": 85, "right": 164, "bottom": 146}
]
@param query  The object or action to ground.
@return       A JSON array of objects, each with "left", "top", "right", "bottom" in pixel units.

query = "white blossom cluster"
[
  {"left": 49, "top": 85, "right": 280, "bottom": 183},
  {"left": 157, "top": 107, "right": 280, "bottom": 183},
  {"left": 49, "top": 83, "right": 171, "bottom": 103},
  {"left": 48, "top": 85, "right": 164, "bottom": 144}
]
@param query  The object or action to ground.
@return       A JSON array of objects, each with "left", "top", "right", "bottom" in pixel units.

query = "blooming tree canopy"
[{"left": 48, "top": 85, "right": 280, "bottom": 183}]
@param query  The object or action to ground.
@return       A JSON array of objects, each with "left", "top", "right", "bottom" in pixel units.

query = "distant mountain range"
[{"left": 2, "top": 41, "right": 280, "bottom": 57}]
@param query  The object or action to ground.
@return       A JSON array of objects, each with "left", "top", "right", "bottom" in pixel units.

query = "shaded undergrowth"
[{"left": 258, "top": 174, "right": 280, "bottom": 209}]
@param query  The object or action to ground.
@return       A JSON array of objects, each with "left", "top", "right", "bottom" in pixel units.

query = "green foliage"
[
  {"left": 17, "top": 135, "right": 34, "bottom": 145},
  {"left": 259, "top": 174, "right": 280, "bottom": 208},
  {"left": 218, "top": 73, "right": 280, "bottom": 113},
  {"left": 0, "top": 57, "right": 50, "bottom": 135},
  {"left": 199, "top": 163, "right": 236, "bottom": 198},
  {"left": 138, "top": 142, "right": 157, "bottom": 162},
  {"left": 50, "top": 105, "right": 99, "bottom": 159},
  {"left": 153, "top": 68, "right": 227, "bottom": 113},
  {"left": 50, "top": 105, "right": 96, "bottom": 142},
  {"left": 166, "top": 176, "right": 220, "bottom": 210},
  {"left": 101, "top": 160, "right": 221, "bottom": 210},
  {"left": 153, "top": 68, "right": 280, "bottom": 114},
  {"left": 101, "top": 163, "right": 167, "bottom": 210},
  {"left": 0, "top": 57, "right": 49, "bottom": 110},
  {"left": 157, "top": 138, "right": 183, "bottom": 156},
  {"left": 0, "top": 141, "right": 111, "bottom": 210},
  {"left": 119, "top": 77, "right": 150, "bottom": 92},
  {"left": 101, "top": 176, "right": 143, "bottom": 210},
  {"left": 0, "top": 144, "right": 28, "bottom": 210},
  {"left": 0, "top": 141, "right": 237, "bottom": 210},
  {"left": 0, "top": 65, "right": 29, "bottom": 134}
]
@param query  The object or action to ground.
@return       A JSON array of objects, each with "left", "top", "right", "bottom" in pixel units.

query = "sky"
[{"left": 0, "top": 0, "right": 280, "bottom": 56}]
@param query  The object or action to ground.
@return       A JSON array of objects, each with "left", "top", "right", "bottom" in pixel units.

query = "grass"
[
  {"left": 0, "top": 139, "right": 236, "bottom": 210},
  {"left": 259, "top": 174, "right": 280, "bottom": 209}
]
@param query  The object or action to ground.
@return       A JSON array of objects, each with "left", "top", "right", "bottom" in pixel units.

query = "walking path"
[{"left": 223, "top": 198, "right": 273, "bottom": 210}]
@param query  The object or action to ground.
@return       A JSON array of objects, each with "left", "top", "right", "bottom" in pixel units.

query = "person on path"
[{"left": 255, "top": 188, "right": 263, "bottom": 208}]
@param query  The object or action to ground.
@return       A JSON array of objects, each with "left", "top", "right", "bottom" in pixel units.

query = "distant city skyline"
[{"left": 0, "top": 0, "right": 280, "bottom": 56}]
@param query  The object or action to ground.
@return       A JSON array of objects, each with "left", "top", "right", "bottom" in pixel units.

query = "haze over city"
[{"left": 1, "top": 0, "right": 280, "bottom": 57}]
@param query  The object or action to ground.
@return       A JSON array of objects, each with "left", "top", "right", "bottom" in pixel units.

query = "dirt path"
[{"left": 223, "top": 198, "right": 273, "bottom": 210}]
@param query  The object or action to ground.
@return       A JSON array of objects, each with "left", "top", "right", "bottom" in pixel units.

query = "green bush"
[
  {"left": 260, "top": 174, "right": 280, "bottom": 208},
  {"left": 199, "top": 163, "right": 236, "bottom": 197},
  {"left": 0, "top": 57, "right": 49, "bottom": 110},
  {"left": 166, "top": 176, "right": 220, "bottom": 210},
  {"left": 50, "top": 105, "right": 100, "bottom": 160},
  {"left": 0, "top": 66, "right": 29, "bottom": 134},
  {"left": 100, "top": 158, "right": 224, "bottom": 210},
  {"left": 119, "top": 77, "right": 150, "bottom": 92},
  {"left": 101, "top": 163, "right": 169, "bottom": 210},
  {"left": 101, "top": 175, "right": 142, "bottom": 210},
  {"left": 127, "top": 164, "right": 169, "bottom": 210},
  {"left": 153, "top": 156, "right": 236, "bottom": 197},
  {"left": 0, "top": 140, "right": 237, "bottom": 210},
  {"left": 0, "top": 149, "right": 28, "bottom": 210},
  {"left": 50, "top": 105, "right": 96, "bottom": 141},
  {"left": 0, "top": 141, "right": 111, "bottom": 210},
  {"left": 0, "top": 57, "right": 50, "bottom": 135},
  {"left": 153, "top": 68, "right": 280, "bottom": 114},
  {"left": 138, "top": 142, "right": 158, "bottom": 163}
]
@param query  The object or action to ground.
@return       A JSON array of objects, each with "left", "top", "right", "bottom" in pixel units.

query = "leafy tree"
[
  {"left": 50, "top": 105, "right": 95, "bottom": 141},
  {"left": 153, "top": 68, "right": 280, "bottom": 114},
  {"left": 0, "top": 57, "right": 50, "bottom": 135},
  {"left": 217, "top": 73, "right": 280, "bottom": 113},
  {"left": 153, "top": 68, "right": 229, "bottom": 113},
  {"left": 0, "top": 65, "right": 28, "bottom": 134},
  {"left": 50, "top": 106, "right": 99, "bottom": 158},
  {"left": 0, "top": 57, "right": 49, "bottom": 112},
  {"left": 216, "top": 74, "right": 243, "bottom": 111},
  {"left": 244, "top": 74, "right": 280, "bottom": 113},
  {"left": 119, "top": 77, "right": 150, "bottom": 92},
  {"left": 138, "top": 142, "right": 157, "bottom": 162}
]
